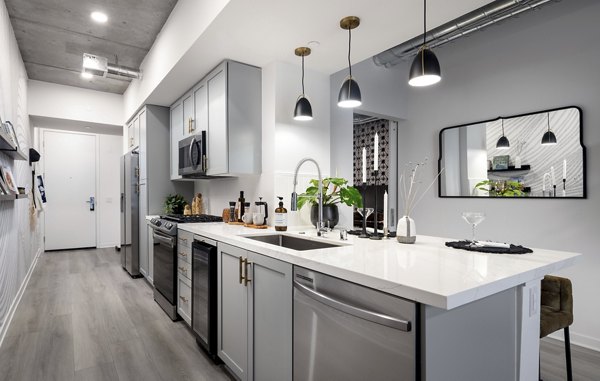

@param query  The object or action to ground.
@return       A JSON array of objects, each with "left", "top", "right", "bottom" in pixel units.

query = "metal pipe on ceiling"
[
  {"left": 107, "top": 64, "right": 142, "bottom": 80},
  {"left": 372, "top": 0, "right": 561, "bottom": 68}
]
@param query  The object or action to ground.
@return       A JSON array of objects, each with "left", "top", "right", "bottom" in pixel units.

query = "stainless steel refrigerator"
[{"left": 120, "top": 151, "right": 141, "bottom": 278}]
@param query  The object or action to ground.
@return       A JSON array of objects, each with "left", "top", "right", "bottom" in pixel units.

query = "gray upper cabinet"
[
  {"left": 170, "top": 102, "right": 183, "bottom": 180},
  {"left": 217, "top": 242, "right": 292, "bottom": 381},
  {"left": 182, "top": 91, "right": 195, "bottom": 138},
  {"left": 169, "top": 60, "right": 262, "bottom": 178}
]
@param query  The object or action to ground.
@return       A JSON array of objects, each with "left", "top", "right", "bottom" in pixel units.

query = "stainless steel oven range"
[{"left": 149, "top": 214, "right": 222, "bottom": 321}]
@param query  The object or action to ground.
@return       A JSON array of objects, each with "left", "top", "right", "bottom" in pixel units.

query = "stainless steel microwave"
[{"left": 178, "top": 131, "right": 207, "bottom": 177}]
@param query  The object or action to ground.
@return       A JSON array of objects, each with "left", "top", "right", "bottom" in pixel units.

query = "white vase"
[
  {"left": 514, "top": 155, "right": 522, "bottom": 169},
  {"left": 397, "top": 216, "right": 416, "bottom": 244}
]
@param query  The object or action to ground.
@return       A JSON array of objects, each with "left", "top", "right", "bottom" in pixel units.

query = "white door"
[{"left": 43, "top": 130, "right": 97, "bottom": 250}]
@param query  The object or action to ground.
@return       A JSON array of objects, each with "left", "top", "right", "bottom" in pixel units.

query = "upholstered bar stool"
[{"left": 540, "top": 275, "right": 573, "bottom": 381}]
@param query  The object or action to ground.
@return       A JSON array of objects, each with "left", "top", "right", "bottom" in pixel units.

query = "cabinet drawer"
[
  {"left": 178, "top": 257, "right": 191, "bottom": 281},
  {"left": 178, "top": 230, "right": 193, "bottom": 248},
  {"left": 178, "top": 276, "right": 192, "bottom": 326}
]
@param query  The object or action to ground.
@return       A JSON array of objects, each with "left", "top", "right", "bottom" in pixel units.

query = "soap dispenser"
[{"left": 274, "top": 196, "right": 288, "bottom": 231}]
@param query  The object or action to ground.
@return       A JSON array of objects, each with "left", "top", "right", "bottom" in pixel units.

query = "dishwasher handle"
[{"left": 294, "top": 280, "right": 411, "bottom": 332}]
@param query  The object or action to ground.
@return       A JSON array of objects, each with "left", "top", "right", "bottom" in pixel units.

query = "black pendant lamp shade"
[
  {"left": 338, "top": 16, "right": 362, "bottom": 108},
  {"left": 541, "top": 112, "right": 557, "bottom": 145},
  {"left": 338, "top": 76, "right": 362, "bottom": 108},
  {"left": 293, "top": 47, "right": 313, "bottom": 121},
  {"left": 408, "top": 0, "right": 442, "bottom": 87},
  {"left": 496, "top": 119, "right": 510, "bottom": 149}
]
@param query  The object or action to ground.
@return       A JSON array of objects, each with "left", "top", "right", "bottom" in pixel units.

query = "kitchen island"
[{"left": 179, "top": 222, "right": 580, "bottom": 381}]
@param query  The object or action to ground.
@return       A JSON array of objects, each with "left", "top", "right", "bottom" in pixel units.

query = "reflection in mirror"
[{"left": 439, "top": 106, "right": 585, "bottom": 198}]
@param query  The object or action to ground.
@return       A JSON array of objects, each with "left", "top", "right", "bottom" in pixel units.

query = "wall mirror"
[{"left": 438, "top": 106, "right": 586, "bottom": 198}]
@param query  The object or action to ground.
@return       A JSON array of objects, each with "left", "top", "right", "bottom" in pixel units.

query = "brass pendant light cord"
[
  {"left": 423, "top": 0, "right": 427, "bottom": 46},
  {"left": 501, "top": 119, "right": 505, "bottom": 136},
  {"left": 547, "top": 113, "right": 551, "bottom": 132}
]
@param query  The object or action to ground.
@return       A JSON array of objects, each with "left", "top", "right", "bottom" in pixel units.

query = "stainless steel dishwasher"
[{"left": 293, "top": 266, "right": 418, "bottom": 381}]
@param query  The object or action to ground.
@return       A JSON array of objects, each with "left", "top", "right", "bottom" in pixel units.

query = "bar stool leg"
[{"left": 564, "top": 327, "right": 573, "bottom": 381}]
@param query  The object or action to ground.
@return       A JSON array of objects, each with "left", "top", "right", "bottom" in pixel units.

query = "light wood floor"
[
  {"left": 1, "top": 248, "right": 599, "bottom": 380},
  {"left": 0, "top": 248, "right": 230, "bottom": 381}
]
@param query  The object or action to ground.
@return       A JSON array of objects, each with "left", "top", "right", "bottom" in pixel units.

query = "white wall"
[
  {"left": 28, "top": 80, "right": 124, "bottom": 126},
  {"left": 0, "top": 0, "right": 43, "bottom": 345},
  {"left": 331, "top": 0, "right": 600, "bottom": 350},
  {"left": 97, "top": 134, "right": 122, "bottom": 247},
  {"left": 123, "top": 0, "right": 230, "bottom": 119},
  {"left": 195, "top": 61, "right": 331, "bottom": 227}
]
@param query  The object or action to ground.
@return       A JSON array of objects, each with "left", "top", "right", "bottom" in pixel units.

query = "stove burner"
[{"left": 162, "top": 214, "right": 223, "bottom": 223}]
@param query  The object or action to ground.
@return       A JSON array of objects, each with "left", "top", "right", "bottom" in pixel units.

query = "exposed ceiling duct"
[
  {"left": 373, "top": 0, "right": 561, "bottom": 68},
  {"left": 82, "top": 53, "right": 142, "bottom": 80}
]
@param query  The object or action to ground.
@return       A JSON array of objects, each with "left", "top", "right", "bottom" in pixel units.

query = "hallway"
[{"left": 0, "top": 248, "right": 229, "bottom": 381}]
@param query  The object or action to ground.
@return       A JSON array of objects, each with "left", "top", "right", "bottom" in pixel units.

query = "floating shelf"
[
  {"left": 0, "top": 129, "right": 27, "bottom": 161},
  {"left": 488, "top": 165, "right": 531, "bottom": 173},
  {"left": 0, "top": 193, "right": 27, "bottom": 201}
]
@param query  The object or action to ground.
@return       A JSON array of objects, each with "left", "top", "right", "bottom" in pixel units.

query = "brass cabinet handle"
[
  {"left": 239, "top": 256, "right": 244, "bottom": 284},
  {"left": 189, "top": 117, "right": 195, "bottom": 132},
  {"left": 179, "top": 296, "right": 188, "bottom": 303},
  {"left": 244, "top": 259, "right": 252, "bottom": 287},
  {"left": 179, "top": 252, "right": 187, "bottom": 257},
  {"left": 178, "top": 266, "right": 187, "bottom": 274}
]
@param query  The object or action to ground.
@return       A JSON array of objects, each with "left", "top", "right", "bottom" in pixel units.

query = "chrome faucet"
[{"left": 291, "top": 158, "right": 328, "bottom": 236}]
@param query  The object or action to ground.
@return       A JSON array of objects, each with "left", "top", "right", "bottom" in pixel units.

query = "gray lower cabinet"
[{"left": 218, "top": 243, "right": 292, "bottom": 381}]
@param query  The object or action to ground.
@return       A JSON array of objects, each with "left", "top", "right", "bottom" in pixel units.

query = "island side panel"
[
  {"left": 516, "top": 278, "right": 542, "bottom": 381},
  {"left": 422, "top": 287, "right": 518, "bottom": 381}
]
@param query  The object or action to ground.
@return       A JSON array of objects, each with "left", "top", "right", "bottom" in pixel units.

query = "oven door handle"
[
  {"left": 153, "top": 232, "right": 176, "bottom": 248},
  {"left": 293, "top": 280, "right": 411, "bottom": 332}
]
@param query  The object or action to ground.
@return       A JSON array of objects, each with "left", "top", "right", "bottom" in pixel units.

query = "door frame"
[{"left": 40, "top": 128, "right": 100, "bottom": 251}]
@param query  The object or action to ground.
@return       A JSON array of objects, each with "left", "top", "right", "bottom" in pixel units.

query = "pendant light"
[
  {"left": 541, "top": 112, "right": 558, "bottom": 145},
  {"left": 408, "top": 0, "right": 442, "bottom": 87},
  {"left": 338, "top": 16, "right": 362, "bottom": 108},
  {"left": 496, "top": 119, "right": 510, "bottom": 149},
  {"left": 293, "top": 47, "right": 313, "bottom": 121}
]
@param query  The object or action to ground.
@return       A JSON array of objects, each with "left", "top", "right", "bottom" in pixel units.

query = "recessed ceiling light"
[
  {"left": 81, "top": 72, "right": 93, "bottom": 79},
  {"left": 91, "top": 11, "right": 108, "bottom": 23}
]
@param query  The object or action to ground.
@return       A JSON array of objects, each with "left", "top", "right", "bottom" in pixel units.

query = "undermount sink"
[{"left": 243, "top": 234, "right": 343, "bottom": 251}]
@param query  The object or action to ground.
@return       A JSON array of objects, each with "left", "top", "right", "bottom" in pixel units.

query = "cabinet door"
[
  {"left": 170, "top": 103, "right": 183, "bottom": 179},
  {"left": 194, "top": 83, "right": 208, "bottom": 132},
  {"left": 127, "top": 123, "right": 133, "bottom": 149},
  {"left": 218, "top": 243, "right": 248, "bottom": 381},
  {"left": 182, "top": 91, "right": 194, "bottom": 138},
  {"left": 247, "top": 251, "right": 293, "bottom": 381},
  {"left": 207, "top": 65, "right": 228, "bottom": 176},
  {"left": 138, "top": 110, "right": 147, "bottom": 181}
]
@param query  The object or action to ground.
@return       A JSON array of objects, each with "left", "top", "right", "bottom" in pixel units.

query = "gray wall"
[{"left": 331, "top": 0, "right": 600, "bottom": 349}]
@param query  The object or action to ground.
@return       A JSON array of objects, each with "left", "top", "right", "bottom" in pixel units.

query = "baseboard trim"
[
  {"left": 97, "top": 242, "right": 119, "bottom": 249},
  {"left": 548, "top": 330, "right": 600, "bottom": 352},
  {"left": 0, "top": 248, "right": 42, "bottom": 348}
]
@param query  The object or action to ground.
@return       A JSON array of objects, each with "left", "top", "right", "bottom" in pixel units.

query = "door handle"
[
  {"left": 243, "top": 258, "right": 252, "bottom": 287},
  {"left": 85, "top": 196, "right": 95, "bottom": 211},
  {"left": 189, "top": 137, "right": 196, "bottom": 169},
  {"left": 239, "top": 256, "right": 244, "bottom": 284},
  {"left": 293, "top": 280, "right": 412, "bottom": 332}
]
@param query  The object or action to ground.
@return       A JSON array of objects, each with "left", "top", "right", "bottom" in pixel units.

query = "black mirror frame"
[{"left": 437, "top": 105, "right": 587, "bottom": 199}]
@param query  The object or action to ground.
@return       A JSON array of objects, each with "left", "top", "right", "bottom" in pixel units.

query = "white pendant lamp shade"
[
  {"left": 408, "top": 0, "right": 442, "bottom": 87},
  {"left": 293, "top": 47, "right": 313, "bottom": 121},
  {"left": 338, "top": 16, "right": 362, "bottom": 108}
]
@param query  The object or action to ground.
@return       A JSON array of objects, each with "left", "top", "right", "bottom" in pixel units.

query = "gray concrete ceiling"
[{"left": 6, "top": 0, "right": 178, "bottom": 94}]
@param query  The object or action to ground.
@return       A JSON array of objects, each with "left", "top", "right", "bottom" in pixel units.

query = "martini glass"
[
  {"left": 462, "top": 212, "right": 486, "bottom": 243},
  {"left": 357, "top": 208, "right": 374, "bottom": 238},
  {"left": 357, "top": 207, "right": 374, "bottom": 223}
]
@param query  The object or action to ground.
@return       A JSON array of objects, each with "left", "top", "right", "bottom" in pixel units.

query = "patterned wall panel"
[
  {"left": 0, "top": 2, "right": 42, "bottom": 335},
  {"left": 486, "top": 108, "right": 583, "bottom": 197},
  {"left": 353, "top": 119, "right": 389, "bottom": 186}
]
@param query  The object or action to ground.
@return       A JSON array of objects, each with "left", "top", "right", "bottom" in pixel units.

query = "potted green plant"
[
  {"left": 164, "top": 194, "right": 187, "bottom": 214},
  {"left": 296, "top": 177, "right": 362, "bottom": 228},
  {"left": 474, "top": 180, "right": 524, "bottom": 197}
]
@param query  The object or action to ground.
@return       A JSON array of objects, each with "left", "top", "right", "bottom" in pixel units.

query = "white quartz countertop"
[{"left": 178, "top": 223, "right": 580, "bottom": 310}]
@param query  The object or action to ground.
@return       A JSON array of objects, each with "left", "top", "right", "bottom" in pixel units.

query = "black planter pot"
[{"left": 310, "top": 204, "right": 339, "bottom": 229}]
